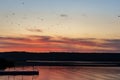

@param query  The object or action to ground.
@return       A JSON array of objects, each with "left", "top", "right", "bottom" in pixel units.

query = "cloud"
[
  {"left": 0, "top": 36, "right": 120, "bottom": 52},
  {"left": 60, "top": 14, "right": 68, "bottom": 17},
  {"left": 27, "top": 28, "right": 43, "bottom": 32},
  {"left": 100, "top": 39, "right": 120, "bottom": 50},
  {"left": 30, "top": 35, "right": 52, "bottom": 41},
  {"left": 0, "top": 37, "right": 32, "bottom": 44},
  {"left": 0, "top": 40, "right": 32, "bottom": 49},
  {"left": 29, "top": 35, "right": 97, "bottom": 47},
  {"left": 58, "top": 37, "right": 97, "bottom": 46},
  {"left": 0, "top": 36, "right": 30, "bottom": 41}
]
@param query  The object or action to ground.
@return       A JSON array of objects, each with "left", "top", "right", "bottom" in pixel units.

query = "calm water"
[{"left": 1, "top": 67, "right": 120, "bottom": 80}]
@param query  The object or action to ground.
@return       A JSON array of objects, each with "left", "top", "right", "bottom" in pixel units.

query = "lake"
[{"left": 0, "top": 66, "right": 120, "bottom": 80}]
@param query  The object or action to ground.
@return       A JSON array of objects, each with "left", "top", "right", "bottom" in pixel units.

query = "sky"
[{"left": 0, "top": 0, "right": 120, "bottom": 52}]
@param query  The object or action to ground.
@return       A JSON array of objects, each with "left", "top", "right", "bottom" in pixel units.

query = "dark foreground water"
[{"left": 1, "top": 67, "right": 120, "bottom": 80}]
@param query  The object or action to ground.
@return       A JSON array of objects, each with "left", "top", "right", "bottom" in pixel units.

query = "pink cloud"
[
  {"left": 27, "top": 28, "right": 42, "bottom": 32},
  {"left": 0, "top": 36, "right": 120, "bottom": 52}
]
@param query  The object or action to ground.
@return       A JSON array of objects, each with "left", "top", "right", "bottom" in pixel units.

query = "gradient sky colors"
[{"left": 0, "top": 0, "right": 120, "bottom": 52}]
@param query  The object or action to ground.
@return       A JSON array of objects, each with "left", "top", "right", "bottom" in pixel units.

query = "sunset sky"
[{"left": 0, "top": 0, "right": 120, "bottom": 52}]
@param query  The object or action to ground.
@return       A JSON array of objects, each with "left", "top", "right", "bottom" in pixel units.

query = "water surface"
[{"left": 1, "top": 67, "right": 120, "bottom": 80}]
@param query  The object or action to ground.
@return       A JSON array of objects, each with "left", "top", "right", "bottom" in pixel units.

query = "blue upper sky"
[{"left": 0, "top": 0, "right": 120, "bottom": 14}]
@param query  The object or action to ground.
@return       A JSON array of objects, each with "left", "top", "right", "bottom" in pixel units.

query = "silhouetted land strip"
[
  {"left": 0, "top": 52, "right": 120, "bottom": 68},
  {"left": 1, "top": 52, "right": 120, "bottom": 61}
]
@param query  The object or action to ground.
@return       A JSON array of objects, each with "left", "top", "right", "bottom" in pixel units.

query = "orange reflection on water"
[{"left": 3, "top": 67, "right": 120, "bottom": 80}]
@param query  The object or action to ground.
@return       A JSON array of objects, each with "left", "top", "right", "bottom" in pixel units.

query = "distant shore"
[{"left": 0, "top": 52, "right": 120, "bottom": 68}]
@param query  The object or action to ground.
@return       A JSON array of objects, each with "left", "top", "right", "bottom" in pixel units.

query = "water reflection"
[{"left": 1, "top": 67, "right": 120, "bottom": 80}]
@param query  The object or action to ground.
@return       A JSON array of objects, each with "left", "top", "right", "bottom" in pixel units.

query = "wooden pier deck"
[{"left": 0, "top": 71, "right": 39, "bottom": 76}]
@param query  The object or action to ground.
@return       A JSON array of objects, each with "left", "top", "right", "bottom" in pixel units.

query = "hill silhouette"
[
  {"left": 0, "top": 52, "right": 120, "bottom": 61},
  {"left": 0, "top": 52, "right": 120, "bottom": 68}
]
